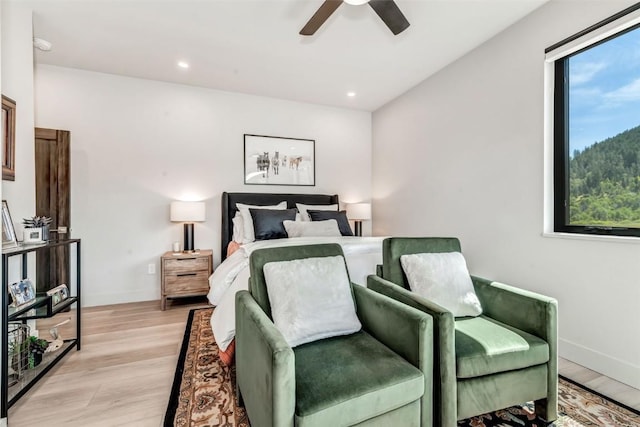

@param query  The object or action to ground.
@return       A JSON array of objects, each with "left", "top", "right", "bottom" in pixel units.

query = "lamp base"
[
  {"left": 183, "top": 223, "right": 195, "bottom": 252},
  {"left": 354, "top": 221, "right": 363, "bottom": 237}
]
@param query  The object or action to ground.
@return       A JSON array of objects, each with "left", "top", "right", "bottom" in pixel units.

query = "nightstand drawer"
[
  {"left": 164, "top": 270, "right": 210, "bottom": 294},
  {"left": 163, "top": 256, "right": 209, "bottom": 273}
]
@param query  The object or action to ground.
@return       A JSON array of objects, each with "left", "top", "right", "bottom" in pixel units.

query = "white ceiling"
[{"left": 27, "top": 0, "right": 548, "bottom": 111}]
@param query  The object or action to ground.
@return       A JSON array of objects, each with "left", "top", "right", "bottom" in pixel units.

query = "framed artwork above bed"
[{"left": 244, "top": 134, "right": 315, "bottom": 186}]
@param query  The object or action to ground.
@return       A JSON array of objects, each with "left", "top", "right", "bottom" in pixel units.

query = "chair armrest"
[
  {"left": 367, "top": 274, "right": 457, "bottom": 426},
  {"left": 472, "top": 276, "right": 559, "bottom": 419},
  {"left": 235, "top": 290, "right": 295, "bottom": 427},
  {"left": 376, "top": 264, "right": 383, "bottom": 277},
  {"left": 352, "top": 283, "right": 433, "bottom": 427},
  {"left": 471, "top": 276, "right": 558, "bottom": 344}
]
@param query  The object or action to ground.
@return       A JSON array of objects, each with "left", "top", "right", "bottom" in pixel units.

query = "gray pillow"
[{"left": 307, "top": 210, "right": 353, "bottom": 236}]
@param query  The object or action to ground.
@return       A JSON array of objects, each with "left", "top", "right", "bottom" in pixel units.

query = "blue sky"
[{"left": 569, "top": 25, "right": 640, "bottom": 154}]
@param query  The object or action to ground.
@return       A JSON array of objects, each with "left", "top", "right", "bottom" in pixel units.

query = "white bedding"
[{"left": 207, "top": 236, "right": 385, "bottom": 351}]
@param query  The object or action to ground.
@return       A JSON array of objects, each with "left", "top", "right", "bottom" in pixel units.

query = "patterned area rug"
[{"left": 165, "top": 308, "right": 640, "bottom": 426}]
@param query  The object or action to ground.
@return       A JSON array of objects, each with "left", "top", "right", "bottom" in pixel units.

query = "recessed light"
[
  {"left": 347, "top": 91, "right": 356, "bottom": 97},
  {"left": 177, "top": 61, "right": 190, "bottom": 69},
  {"left": 33, "top": 38, "right": 52, "bottom": 51}
]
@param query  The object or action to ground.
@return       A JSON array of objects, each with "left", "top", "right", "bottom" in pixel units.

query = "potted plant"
[
  {"left": 9, "top": 335, "right": 49, "bottom": 374},
  {"left": 25, "top": 336, "right": 49, "bottom": 368},
  {"left": 22, "top": 216, "right": 52, "bottom": 243}
]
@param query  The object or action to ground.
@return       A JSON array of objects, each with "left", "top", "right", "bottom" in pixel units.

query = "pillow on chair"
[
  {"left": 263, "top": 255, "right": 361, "bottom": 347},
  {"left": 400, "top": 252, "right": 482, "bottom": 317}
]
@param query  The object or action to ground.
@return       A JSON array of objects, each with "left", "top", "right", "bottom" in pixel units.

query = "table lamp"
[
  {"left": 170, "top": 201, "right": 205, "bottom": 253},
  {"left": 346, "top": 203, "right": 371, "bottom": 237}
]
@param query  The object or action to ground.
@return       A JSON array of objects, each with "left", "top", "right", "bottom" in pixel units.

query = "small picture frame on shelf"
[
  {"left": 8, "top": 279, "right": 36, "bottom": 308},
  {"left": 47, "top": 284, "right": 69, "bottom": 306},
  {"left": 2, "top": 200, "right": 18, "bottom": 249},
  {"left": 23, "top": 227, "right": 44, "bottom": 244}
]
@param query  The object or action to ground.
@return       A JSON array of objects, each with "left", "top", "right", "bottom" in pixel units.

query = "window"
[{"left": 550, "top": 5, "right": 640, "bottom": 237}]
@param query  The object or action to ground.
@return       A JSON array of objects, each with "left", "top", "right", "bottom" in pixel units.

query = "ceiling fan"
[{"left": 300, "top": 0, "right": 410, "bottom": 36}]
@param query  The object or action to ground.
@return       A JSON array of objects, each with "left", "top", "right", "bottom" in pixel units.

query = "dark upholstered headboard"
[{"left": 221, "top": 192, "right": 339, "bottom": 260}]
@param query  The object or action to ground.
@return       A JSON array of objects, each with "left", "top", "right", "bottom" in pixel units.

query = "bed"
[{"left": 208, "top": 192, "right": 384, "bottom": 358}]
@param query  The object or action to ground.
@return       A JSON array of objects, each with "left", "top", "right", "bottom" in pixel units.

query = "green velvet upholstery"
[
  {"left": 294, "top": 331, "right": 424, "bottom": 427},
  {"left": 455, "top": 316, "right": 549, "bottom": 378},
  {"left": 368, "top": 237, "right": 558, "bottom": 425},
  {"left": 236, "top": 243, "right": 434, "bottom": 427}
]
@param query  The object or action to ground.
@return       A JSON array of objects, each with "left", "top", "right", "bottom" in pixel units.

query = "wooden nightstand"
[{"left": 161, "top": 249, "right": 213, "bottom": 310}]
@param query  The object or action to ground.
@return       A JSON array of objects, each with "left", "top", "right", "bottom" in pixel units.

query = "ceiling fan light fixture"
[{"left": 344, "top": 0, "right": 369, "bottom": 5}]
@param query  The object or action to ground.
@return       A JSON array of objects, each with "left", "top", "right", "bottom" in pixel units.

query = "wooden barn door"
[{"left": 35, "top": 128, "right": 70, "bottom": 293}]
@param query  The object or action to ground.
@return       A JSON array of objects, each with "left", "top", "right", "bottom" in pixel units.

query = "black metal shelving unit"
[{"left": 1, "top": 239, "right": 81, "bottom": 418}]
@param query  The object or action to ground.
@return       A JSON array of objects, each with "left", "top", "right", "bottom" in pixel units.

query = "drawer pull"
[
  {"left": 177, "top": 273, "right": 197, "bottom": 277},
  {"left": 177, "top": 258, "right": 196, "bottom": 261}
]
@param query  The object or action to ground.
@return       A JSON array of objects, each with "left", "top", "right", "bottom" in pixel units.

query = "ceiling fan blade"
[
  {"left": 368, "top": 0, "right": 410, "bottom": 35},
  {"left": 300, "top": 0, "right": 344, "bottom": 36}
]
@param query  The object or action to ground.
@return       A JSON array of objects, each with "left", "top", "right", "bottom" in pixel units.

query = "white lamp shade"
[
  {"left": 346, "top": 203, "right": 371, "bottom": 221},
  {"left": 170, "top": 201, "right": 206, "bottom": 222}
]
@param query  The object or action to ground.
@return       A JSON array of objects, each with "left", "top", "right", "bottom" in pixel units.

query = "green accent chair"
[
  {"left": 235, "top": 244, "right": 434, "bottom": 427},
  {"left": 367, "top": 237, "right": 558, "bottom": 426}
]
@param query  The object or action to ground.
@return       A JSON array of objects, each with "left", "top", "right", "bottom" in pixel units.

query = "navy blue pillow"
[
  {"left": 307, "top": 210, "right": 353, "bottom": 236},
  {"left": 250, "top": 208, "right": 297, "bottom": 240}
]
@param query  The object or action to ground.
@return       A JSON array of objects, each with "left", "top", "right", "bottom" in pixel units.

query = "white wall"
[
  {"left": 1, "top": 6, "right": 34, "bottom": 423},
  {"left": 1, "top": 3, "right": 36, "bottom": 284},
  {"left": 372, "top": 0, "right": 640, "bottom": 389},
  {"left": 35, "top": 65, "right": 372, "bottom": 306}
]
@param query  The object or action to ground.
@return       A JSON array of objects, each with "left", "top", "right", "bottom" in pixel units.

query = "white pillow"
[
  {"left": 400, "top": 252, "right": 482, "bottom": 318},
  {"left": 283, "top": 219, "right": 341, "bottom": 238},
  {"left": 263, "top": 255, "right": 361, "bottom": 347},
  {"left": 236, "top": 201, "right": 287, "bottom": 244},
  {"left": 296, "top": 203, "right": 338, "bottom": 221},
  {"left": 232, "top": 213, "right": 244, "bottom": 243}
]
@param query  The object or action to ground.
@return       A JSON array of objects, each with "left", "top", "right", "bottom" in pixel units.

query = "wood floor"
[
  {"left": 8, "top": 300, "right": 640, "bottom": 426},
  {"left": 8, "top": 298, "right": 209, "bottom": 427}
]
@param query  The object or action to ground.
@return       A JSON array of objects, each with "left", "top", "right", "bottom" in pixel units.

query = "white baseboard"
[
  {"left": 83, "top": 290, "right": 159, "bottom": 307},
  {"left": 559, "top": 338, "right": 640, "bottom": 389}
]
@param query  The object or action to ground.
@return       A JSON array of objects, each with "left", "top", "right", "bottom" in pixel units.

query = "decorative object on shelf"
[
  {"left": 170, "top": 201, "right": 206, "bottom": 253},
  {"left": 346, "top": 202, "right": 372, "bottom": 236},
  {"left": 24, "top": 336, "right": 48, "bottom": 369},
  {"left": 7, "top": 323, "right": 29, "bottom": 385},
  {"left": 8, "top": 279, "right": 36, "bottom": 307},
  {"left": 244, "top": 134, "right": 315, "bottom": 186},
  {"left": 46, "top": 284, "right": 69, "bottom": 306},
  {"left": 45, "top": 318, "right": 70, "bottom": 353},
  {"left": 22, "top": 216, "right": 52, "bottom": 244},
  {"left": 2, "top": 200, "right": 17, "bottom": 249},
  {"left": 2, "top": 95, "right": 16, "bottom": 181}
]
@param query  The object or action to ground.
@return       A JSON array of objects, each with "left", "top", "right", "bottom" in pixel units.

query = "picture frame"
[
  {"left": 8, "top": 279, "right": 36, "bottom": 308},
  {"left": 46, "top": 284, "right": 69, "bottom": 306},
  {"left": 2, "top": 200, "right": 18, "bottom": 249},
  {"left": 2, "top": 95, "right": 16, "bottom": 181},
  {"left": 244, "top": 134, "right": 315, "bottom": 186},
  {"left": 23, "top": 228, "right": 44, "bottom": 245}
]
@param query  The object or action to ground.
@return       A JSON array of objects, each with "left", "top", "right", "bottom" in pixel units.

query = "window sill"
[{"left": 542, "top": 231, "right": 640, "bottom": 245}]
